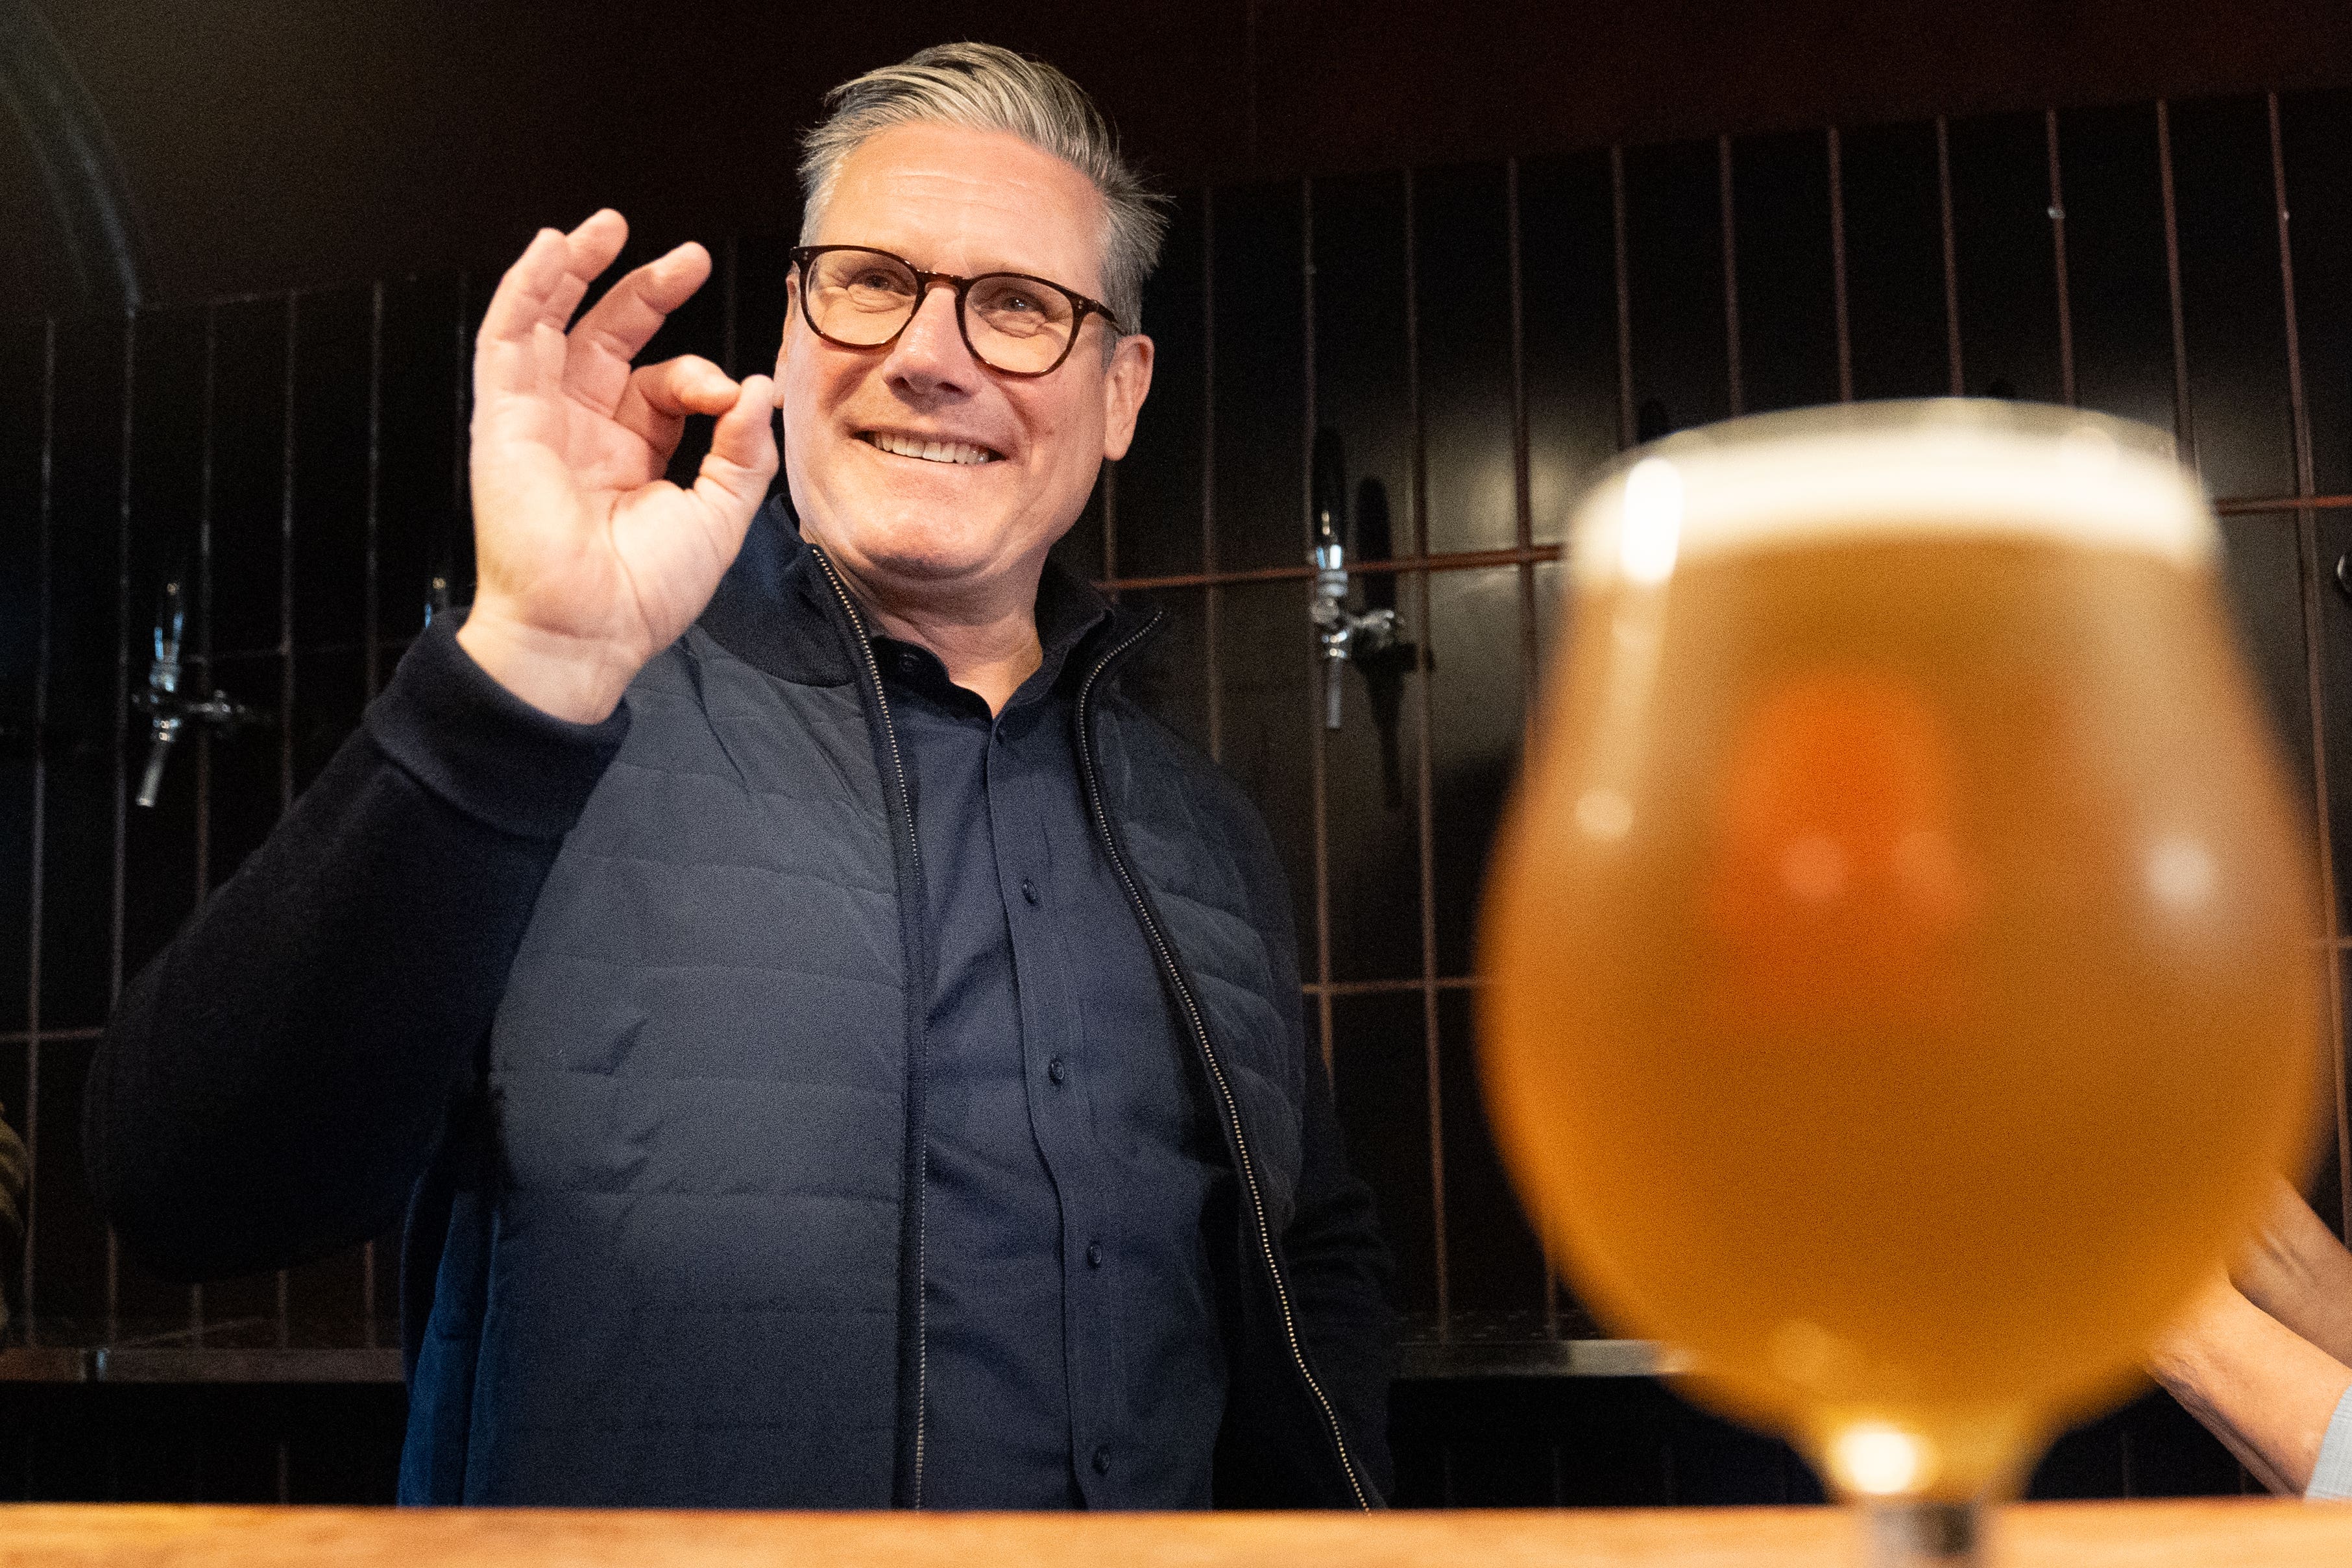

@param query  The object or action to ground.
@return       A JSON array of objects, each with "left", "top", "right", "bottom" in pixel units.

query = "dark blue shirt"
[{"left": 876, "top": 574, "right": 1231, "bottom": 1510}]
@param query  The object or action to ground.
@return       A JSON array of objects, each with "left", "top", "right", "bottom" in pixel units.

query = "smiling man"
[{"left": 86, "top": 45, "right": 1394, "bottom": 1510}]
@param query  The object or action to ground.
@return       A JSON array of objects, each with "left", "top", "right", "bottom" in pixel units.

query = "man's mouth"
[{"left": 860, "top": 431, "right": 1002, "bottom": 466}]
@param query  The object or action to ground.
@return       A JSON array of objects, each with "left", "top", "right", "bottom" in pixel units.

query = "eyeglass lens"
[{"left": 803, "top": 249, "right": 1080, "bottom": 374}]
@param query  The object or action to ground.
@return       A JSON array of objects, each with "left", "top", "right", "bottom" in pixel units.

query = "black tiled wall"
[{"left": 5, "top": 89, "right": 2351, "bottom": 1504}]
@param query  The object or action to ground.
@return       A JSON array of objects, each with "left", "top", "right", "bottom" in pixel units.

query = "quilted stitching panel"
[
  {"left": 498, "top": 1072, "right": 902, "bottom": 1205},
  {"left": 472, "top": 638, "right": 910, "bottom": 1501},
  {"left": 1091, "top": 696, "right": 1310, "bottom": 1231},
  {"left": 496, "top": 958, "right": 903, "bottom": 1081},
  {"left": 467, "top": 1189, "right": 895, "bottom": 1504}
]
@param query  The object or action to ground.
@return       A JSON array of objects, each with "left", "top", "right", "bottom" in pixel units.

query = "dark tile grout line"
[
  {"left": 1828, "top": 126, "right": 1854, "bottom": 404},
  {"left": 1937, "top": 117, "right": 1963, "bottom": 395},
  {"left": 104, "top": 309, "right": 137, "bottom": 1340},
  {"left": 1505, "top": 157, "right": 1540, "bottom": 1338},
  {"left": 274, "top": 290, "right": 299, "bottom": 1356},
  {"left": 1718, "top": 136, "right": 1743, "bottom": 418},
  {"left": 1302, "top": 176, "right": 1338, "bottom": 1102},
  {"left": 189, "top": 305, "right": 219, "bottom": 1346},
  {"left": 2157, "top": 103, "right": 2198, "bottom": 473},
  {"left": 1401, "top": 168, "right": 1450, "bottom": 1338},
  {"left": 2267, "top": 93, "right": 2352, "bottom": 1233},
  {"left": 22, "top": 318, "right": 56, "bottom": 1341},
  {"left": 361, "top": 280, "right": 385, "bottom": 1347},
  {"left": 1200, "top": 187, "right": 1222, "bottom": 767},
  {"left": 2046, "top": 110, "right": 2078, "bottom": 408}
]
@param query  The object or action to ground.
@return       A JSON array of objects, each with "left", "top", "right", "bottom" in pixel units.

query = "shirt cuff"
[
  {"left": 2307, "top": 1382, "right": 2352, "bottom": 1501},
  {"left": 363, "top": 615, "right": 632, "bottom": 841}
]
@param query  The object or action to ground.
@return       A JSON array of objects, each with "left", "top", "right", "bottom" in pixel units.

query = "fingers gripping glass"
[{"left": 790, "top": 246, "right": 1121, "bottom": 377}]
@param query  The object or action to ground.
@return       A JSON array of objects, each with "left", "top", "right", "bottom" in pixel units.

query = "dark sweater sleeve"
[{"left": 86, "top": 618, "right": 629, "bottom": 1282}]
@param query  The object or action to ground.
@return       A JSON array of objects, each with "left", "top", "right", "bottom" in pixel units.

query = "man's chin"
[
  {"left": 825, "top": 513, "right": 1011, "bottom": 586},
  {"left": 864, "top": 546, "right": 996, "bottom": 584}
]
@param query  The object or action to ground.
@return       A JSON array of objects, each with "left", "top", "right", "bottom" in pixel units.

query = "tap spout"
[
  {"left": 1311, "top": 428, "right": 1355, "bottom": 729},
  {"left": 134, "top": 717, "right": 180, "bottom": 808},
  {"left": 130, "top": 571, "right": 265, "bottom": 806}
]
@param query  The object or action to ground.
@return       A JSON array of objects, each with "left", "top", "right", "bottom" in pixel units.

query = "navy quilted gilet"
[{"left": 396, "top": 503, "right": 1379, "bottom": 1508}]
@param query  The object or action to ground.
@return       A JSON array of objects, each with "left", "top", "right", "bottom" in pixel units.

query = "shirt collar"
[
  {"left": 699, "top": 496, "right": 1150, "bottom": 700},
  {"left": 870, "top": 556, "right": 1115, "bottom": 714}
]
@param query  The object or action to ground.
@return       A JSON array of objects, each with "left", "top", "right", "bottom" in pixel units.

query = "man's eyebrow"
[{"left": 840, "top": 245, "right": 1100, "bottom": 293}]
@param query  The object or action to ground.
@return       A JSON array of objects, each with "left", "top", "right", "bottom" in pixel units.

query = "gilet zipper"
[
  {"left": 807, "top": 544, "right": 930, "bottom": 1508},
  {"left": 1073, "top": 612, "right": 1377, "bottom": 1512}
]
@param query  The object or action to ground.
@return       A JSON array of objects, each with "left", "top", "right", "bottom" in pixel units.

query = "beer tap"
[
  {"left": 1309, "top": 428, "right": 1399, "bottom": 730},
  {"left": 1349, "top": 477, "right": 1426, "bottom": 809},
  {"left": 131, "top": 573, "right": 263, "bottom": 808}
]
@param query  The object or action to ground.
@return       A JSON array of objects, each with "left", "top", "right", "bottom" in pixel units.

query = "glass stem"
[{"left": 1862, "top": 1500, "right": 1984, "bottom": 1567}]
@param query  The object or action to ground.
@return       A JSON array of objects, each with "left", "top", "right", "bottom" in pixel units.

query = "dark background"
[
  {"left": 9, "top": 0, "right": 2352, "bottom": 312},
  {"left": 6, "top": 0, "right": 2352, "bottom": 1512}
]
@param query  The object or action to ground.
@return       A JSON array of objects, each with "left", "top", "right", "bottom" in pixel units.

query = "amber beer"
[{"left": 1481, "top": 404, "right": 2325, "bottom": 1511}]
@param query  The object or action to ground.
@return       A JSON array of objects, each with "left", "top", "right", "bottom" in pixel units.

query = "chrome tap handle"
[
  {"left": 1307, "top": 430, "right": 1423, "bottom": 733},
  {"left": 134, "top": 716, "right": 180, "bottom": 809},
  {"left": 150, "top": 575, "right": 186, "bottom": 696},
  {"left": 130, "top": 566, "right": 263, "bottom": 808},
  {"left": 132, "top": 574, "right": 189, "bottom": 806},
  {"left": 1313, "top": 541, "right": 1351, "bottom": 730}
]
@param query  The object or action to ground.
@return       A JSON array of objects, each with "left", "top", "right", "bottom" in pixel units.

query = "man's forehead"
[{"left": 814, "top": 123, "right": 1106, "bottom": 289}]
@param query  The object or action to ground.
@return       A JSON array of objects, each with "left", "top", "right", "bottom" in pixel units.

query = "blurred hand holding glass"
[{"left": 1479, "top": 402, "right": 2325, "bottom": 1563}]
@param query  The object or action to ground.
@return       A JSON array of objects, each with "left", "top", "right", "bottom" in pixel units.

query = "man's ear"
[
  {"left": 1100, "top": 333, "right": 1156, "bottom": 462},
  {"left": 771, "top": 277, "right": 796, "bottom": 403}
]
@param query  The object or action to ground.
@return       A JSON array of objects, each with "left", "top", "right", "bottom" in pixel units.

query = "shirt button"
[
  {"left": 1085, "top": 1241, "right": 1104, "bottom": 1268},
  {"left": 1021, "top": 878, "right": 1040, "bottom": 905},
  {"left": 1048, "top": 1057, "right": 1067, "bottom": 1085},
  {"left": 1092, "top": 1445, "right": 1112, "bottom": 1475},
  {"left": 896, "top": 651, "right": 920, "bottom": 676}
]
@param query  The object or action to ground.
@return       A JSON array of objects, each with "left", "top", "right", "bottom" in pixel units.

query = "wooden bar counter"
[{"left": 3, "top": 1501, "right": 2349, "bottom": 1567}]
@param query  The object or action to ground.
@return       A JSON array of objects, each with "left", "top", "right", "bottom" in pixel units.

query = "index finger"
[
  {"left": 562, "top": 242, "right": 714, "bottom": 415},
  {"left": 477, "top": 210, "right": 630, "bottom": 352}
]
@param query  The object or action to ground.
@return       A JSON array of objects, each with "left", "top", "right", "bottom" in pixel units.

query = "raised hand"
[{"left": 457, "top": 210, "right": 779, "bottom": 723}]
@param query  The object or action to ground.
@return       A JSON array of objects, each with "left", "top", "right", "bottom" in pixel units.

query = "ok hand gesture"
[{"left": 458, "top": 210, "right": 779, "bottom": 723}]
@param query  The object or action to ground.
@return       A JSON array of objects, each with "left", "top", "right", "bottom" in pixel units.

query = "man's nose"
[{"left": 882, "top": 281, "right": 976, "bottom": 393}]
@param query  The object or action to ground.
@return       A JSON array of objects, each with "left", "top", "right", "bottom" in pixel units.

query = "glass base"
[{"left": 1862, "top": 1501, "right": 1983, "bottom": 1567}]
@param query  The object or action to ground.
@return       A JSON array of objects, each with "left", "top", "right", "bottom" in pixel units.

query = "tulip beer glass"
[{"left": 1479, "top": 402, "right": 2324, "bottom": 1563}]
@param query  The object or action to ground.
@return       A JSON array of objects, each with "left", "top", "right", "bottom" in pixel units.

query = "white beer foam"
[{"left": 1570, "top": 404, "right": 2216, "bottom": 586}]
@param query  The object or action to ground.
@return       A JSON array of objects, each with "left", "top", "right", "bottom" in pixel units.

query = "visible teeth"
[{"left": 869, "top": 432, "right": 995, "bottom": 465}]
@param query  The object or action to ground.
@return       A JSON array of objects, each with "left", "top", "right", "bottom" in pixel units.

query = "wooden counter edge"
[{"left": 2, "top": 1497, "right": 2348, "bottom": 1567}]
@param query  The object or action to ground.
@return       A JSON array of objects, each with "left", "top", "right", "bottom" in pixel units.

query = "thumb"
[{"left": 692, "top": 374, "right": 780, "bottom": 525}]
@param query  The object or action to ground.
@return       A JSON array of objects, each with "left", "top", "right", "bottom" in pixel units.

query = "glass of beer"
[{"left": 1479, "top": 400, "right": 2325, "bottom": 1563}]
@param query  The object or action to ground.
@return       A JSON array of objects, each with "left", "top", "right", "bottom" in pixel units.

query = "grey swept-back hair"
[{"left": 797, "top": 43, "right": 1168, "bottom": 343}]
